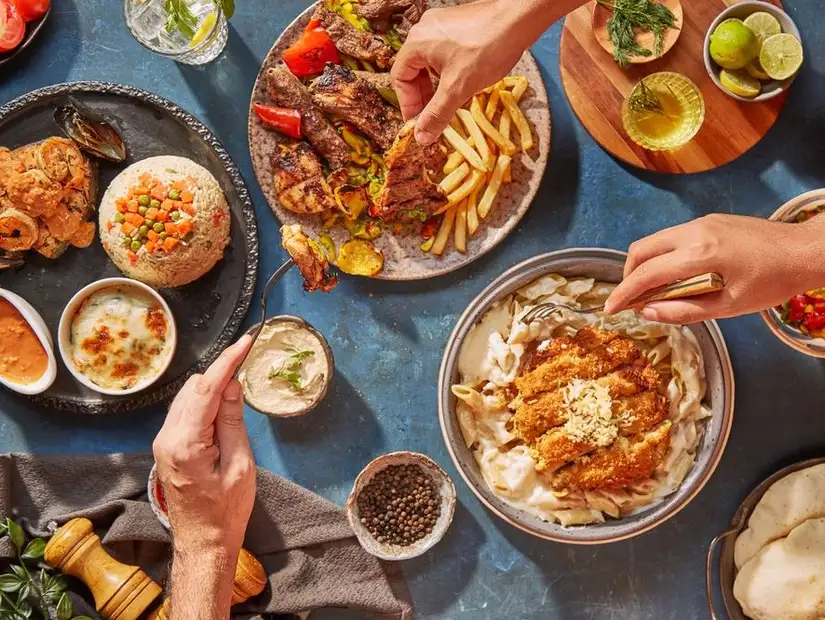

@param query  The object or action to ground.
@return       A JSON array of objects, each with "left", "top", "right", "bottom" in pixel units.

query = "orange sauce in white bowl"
[{"left": 0, "top": 298, "right": 48, "bottom": 385}]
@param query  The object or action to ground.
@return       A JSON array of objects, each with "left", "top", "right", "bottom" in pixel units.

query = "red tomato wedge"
[
  {"left": 11, "top": 0, "right": 48, "bottom": 22},
  {"left": 0, "top": 0, "right": 26, "bottom": 53},
  {"left": 282, "top": 18, "right": 341, "bottom": 79},
  {"left": 253, "top": 103, "right": 303, "bottom": 139}
]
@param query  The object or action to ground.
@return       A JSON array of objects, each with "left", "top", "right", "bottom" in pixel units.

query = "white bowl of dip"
[
  {"left": 238, "top": 315, "right": 333, "bottom": 417},
  {"left": 0, "top": 288, "right": 57, "bottom": 396},
  {"left": 58, "top": 278, "right": 177, "bottom": 396}
]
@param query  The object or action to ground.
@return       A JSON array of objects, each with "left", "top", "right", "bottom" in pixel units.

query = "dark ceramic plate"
[
  {"left": 0, "top": 6, "right": 50, "bottom": 69},
  {"left": 0, "top": 82, "right": 259, "bottom": 413}
]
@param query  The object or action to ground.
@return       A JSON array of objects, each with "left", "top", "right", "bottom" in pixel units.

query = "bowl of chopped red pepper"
[{"left": 761, "top": 189, "right": 825, "bottom": 357}]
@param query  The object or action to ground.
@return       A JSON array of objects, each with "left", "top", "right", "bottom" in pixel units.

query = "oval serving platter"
[
  {"left": 248, "top": 0, "right": 551, "bottom": 281},
  {"left": 0, "top": 5, "right": 50, "bottom": 69},
  {"left": 437, "top": 248, "right": 735, "bottom": 544},
  {"left": 0, "top": 82, "right": 258, "bottom": 414}
]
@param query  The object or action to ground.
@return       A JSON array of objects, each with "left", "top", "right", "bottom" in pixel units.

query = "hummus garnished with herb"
[{"left": 239, "top": 320, "right": 330, "bottom": 416}]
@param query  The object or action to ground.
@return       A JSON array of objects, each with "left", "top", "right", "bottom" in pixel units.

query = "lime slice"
[
  {"left": 743, "top": 12, "right": 782, "bottom": 45},
  {"left": 746, "top": 58, "right": 771, "bottom": 81},
  {"left": 720, "top": 69, "right": 762, "bottom": 98},
  {"left": 190, "top": 12, "right": 217, "bottom": 48},
  {"left": 760, "top": 33, "right": 804, "bottom": 80}
]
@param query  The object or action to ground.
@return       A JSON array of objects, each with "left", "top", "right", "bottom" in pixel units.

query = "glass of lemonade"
[
  {"left": 621, "top": 72, "right": 705, "bottom": 151},
  {"left": 124, "top": 0, "right": 228, "bottom": 65}
]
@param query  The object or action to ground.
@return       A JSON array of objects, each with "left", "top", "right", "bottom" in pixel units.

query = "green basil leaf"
[
  {"left": 6, "top": 520, "right": 25, "bottom": 553},
  {"left": 21, "top": 539, "right": 45, "bottom": 560},
  {"left": 57, "top": 592, "right": 73, "bottom": 620}
]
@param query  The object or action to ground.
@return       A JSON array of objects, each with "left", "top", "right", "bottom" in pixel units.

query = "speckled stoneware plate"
[
  {"left": 760, "top": 189, "right": 825, "bottom": 357},
  {"left": 437, "top": 248, "right": 735, "bottom": 544},
  {"left": 0, "top": 6, "right": 50, "bottom": 69},
  {"left": 248, "top": 0, "right": 551, "bottom": 280},
  {"left": 0, "top": 82, "right": 258, "bottom": 413},
  {"left": 705, "top": 457, "right": 825, "bottom": 620}
]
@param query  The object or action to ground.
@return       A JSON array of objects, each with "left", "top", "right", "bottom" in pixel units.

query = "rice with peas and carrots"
[{"left": 99, "top": 156, "right": 230, "bottom": 288}]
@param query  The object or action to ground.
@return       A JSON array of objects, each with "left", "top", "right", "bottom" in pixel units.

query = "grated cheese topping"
[{"left": 562, "top": 379, "right": 617, "bottom": 447}]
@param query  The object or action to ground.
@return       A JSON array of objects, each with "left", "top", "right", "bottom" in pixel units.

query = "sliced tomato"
[
  {"left": 253, "top": 103, "right": 302, "bottom": 139},
  {"left": 282, "top": 19, "right": 340, "bottom": 78},
  {"left": 0, "top": 1, "right": 25, "bottom": 53},
  {"left": 804, "top": 312, "right": 825, "bottom": 333},
  {"left": 11, "top": 0, "right": 48, "bottom": 22}
]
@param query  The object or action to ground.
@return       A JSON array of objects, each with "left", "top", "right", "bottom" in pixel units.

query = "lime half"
[
  {"left": 760, "top": 33, "right": 804, "bottom": 80},
  {"left": 746, "top": 58, "right": 771, "bottom": 81},
  {"left": 191, "top": 12, "right": 217, "bottom": 48},
  {"left": 720, "top": 69, "right": 762, "bottom": 98},
  {"left": 710, "top": 19, "right": 760, "bottom": 70},
  {"left": 743, "top": 12, "right": 782, "bottom": 45}
]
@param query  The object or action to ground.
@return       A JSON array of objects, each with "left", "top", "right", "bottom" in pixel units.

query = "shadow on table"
[{"left": 268, "top": 372, "right": 386, "bottom": 491}]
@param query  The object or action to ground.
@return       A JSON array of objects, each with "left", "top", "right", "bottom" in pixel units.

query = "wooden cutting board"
[{"left": 559, "top": 0, "right": 787, "bottom": 174}]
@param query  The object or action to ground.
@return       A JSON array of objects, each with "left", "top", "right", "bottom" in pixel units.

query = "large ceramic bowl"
[
  {"left": 703, "top": 1, "right": 801, "bottom": 103},
  {"left": 437, "top": 248, "right": 735, "bottom": 544},
  {"left": 760, "top": 189, "right": 825, "bottom": 358}
]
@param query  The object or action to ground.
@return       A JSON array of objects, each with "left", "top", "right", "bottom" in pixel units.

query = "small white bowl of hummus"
[
  {"left": 58, "top": 278, "right": 177, "bottom": 395},
  {"left": 238, "top": 316, "right": 333, "bottom": 417},
  {"left": 0, "top": 288, "right": 57, "bottom": 396}
]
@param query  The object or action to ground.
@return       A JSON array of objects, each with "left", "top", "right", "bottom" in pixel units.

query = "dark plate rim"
[
  {"left": 0, "top": 81, "right": 259, "bottom": 414},
  {"left": 0, "top": 6, "right": 51, "bottom": 68}
]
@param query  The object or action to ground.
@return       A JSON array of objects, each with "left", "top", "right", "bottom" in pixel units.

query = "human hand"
[
  {"left": 604, "top": 214, "right": 825, "bottom": 324},
  {"left": 392, "top": 0, "right": 561, "bottom": 144},
  {"left": 153, "top": 336, "right": 256, "bottom": 555}
]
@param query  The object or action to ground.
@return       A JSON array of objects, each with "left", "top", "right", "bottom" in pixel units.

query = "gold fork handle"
[{"left": 629, "top": 272, "right": 724, "bottom": 307}]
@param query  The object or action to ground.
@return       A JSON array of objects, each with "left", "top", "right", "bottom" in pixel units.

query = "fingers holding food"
[{"left": 280, "top": 224, "right": 338, "bottom": 292}]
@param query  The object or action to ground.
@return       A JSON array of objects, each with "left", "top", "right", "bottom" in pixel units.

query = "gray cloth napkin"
[{"left": 0, "top": 453, "right": 413, "bottom": 620}]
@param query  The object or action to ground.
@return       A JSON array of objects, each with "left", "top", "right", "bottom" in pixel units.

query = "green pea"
[
  {"left": 150, "top": 199, "right": 161, "bottom": 209},
  {"left": 130, "top": 240, "right": 142, "bottom": 252},
  {"left": 159, "top": 232, "right": 167, "bottom": 240},
  {"left": 138, "top": 206, "right": 148, "bottom": 216},
  {"left": 138, "top": 195, "right": 151, "bottom": 207},
  {"left": 170, "top": 211, "right": 181, "bottom": 221},
  {"left": 114, "top": 213, "right": 125, "bottom": 223},
  {"left": 145, "top": 219, "right": 155, "bottom": 227},
  {"left": 123, "top": 237, "right": 132, "bottom": 248},
  {"left": 153, "top": 223, "right": 165, "bottom": 233},
  {"left": 168, "top": 189, "right": 180, "bottom": 200},
  {"left": 139, "top": 225, "right": 149, "bottom": 236}
]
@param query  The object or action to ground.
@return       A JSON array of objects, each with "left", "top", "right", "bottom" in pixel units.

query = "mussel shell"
[{"left": 54, "top": 100, "right": 126, "bottom": 163}]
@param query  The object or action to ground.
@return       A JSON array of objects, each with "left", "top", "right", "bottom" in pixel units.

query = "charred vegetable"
[
  {"left": 337, "top": 238, "right": 384, "bottom": 276},
  {"left": 254, "top": 103, "right": 303, "bottom": 139},
  {"left": 345, "top": 218, "right": 382, "bottom": 240},
  {"left": 280, "top": 224, "right": 338, "bottom": 292},
  {"left": 334, "top": 185, "right": 369, "bottom": 219},
  {"left": 283, "top": 18, "right": 341, "bottom": 78},
  {"left": 54, "top": 100, "right": 126, "bottom": 163}
]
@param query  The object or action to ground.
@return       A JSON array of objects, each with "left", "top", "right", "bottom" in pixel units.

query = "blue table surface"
[{"left": 2, "top": 1, "right": 825, "bottom": 618}]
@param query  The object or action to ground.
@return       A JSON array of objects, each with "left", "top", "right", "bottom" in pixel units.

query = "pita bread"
[
  {"left": 734, "top": 517, "right": 825, "bottom": 620},
  {"left": 735, "top": 464, "right": 825, "bottom": 569}
]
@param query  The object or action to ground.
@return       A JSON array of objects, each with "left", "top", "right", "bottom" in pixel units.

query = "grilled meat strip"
[
  {"left": 280, "top": 224, "right": 338, "bottom": 293},
  {"left": 355, "top": 0, "right": 427, "bottom": 36},
  {"left": 374, "top": 120, "right": 447, "bottom": 220},
  {"left": 266, "top": 62, "right": 350, "bottom": 170},
  {"left": 271, "top": 142, "right": 336, "bottom": 214},
  {"left": 311, "top": 64, "right": 403, "bottom": 151},
  {"left": 314, "top": 6, "right": 395, "bottom": 70}
]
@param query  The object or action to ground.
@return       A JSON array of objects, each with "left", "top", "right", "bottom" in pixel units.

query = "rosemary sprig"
[
  {"left": 627, "top": 80, "right": 676, "bottom": 119},
  {"left": 598, "top": 0, "right": 677, "bottom": 68},
  {"left": 164, "top": 0, "right": 235, "bottom": 41}
]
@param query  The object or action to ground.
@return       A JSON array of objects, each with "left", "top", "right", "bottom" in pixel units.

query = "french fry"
[
  {"left": 471, "top": 97, "right": 517, "bottom": 156},
  {"left": 467, "top": 185, "right": 480, "bottom": 235},
  {"left": 456, "top": 109, "right": 491, "bottom": 167},
  {"left": 498, "top": 107, "right": 513, "bottom": 183},
  {"left": 446, "top": 170, "right": 484, "bottom": 208},
  {"left": 439, "top": 162, "right": 470, "bottom": 194},
  {"left": 499, "top": 90, "right": 533, "bottom": 152},
  {"left": 449, "top": 116, "right": 466, "bottom": 139},
  {"left": 442, "top": 126, "right": 488, "bottom": 172},
  {"left": 503, "top": 76, "right": 529, "bottom": 93},
  {"left": 454, "top": 200, "right": 468, "bottom": 254},
  {"left": 443, "top": 150, "right": 465, "bottom": 175},
  {"left": 511, "top": 77, "right": 529, "bottom": 102},
  {"left": 485, "top": 88, "right": 500, "bottom": 121},
  {"left": 431, "top": 205, "right": 457, "bottom": 256},
  {"left": 478, "top": 154, "right": 511, "bottom": 219}
]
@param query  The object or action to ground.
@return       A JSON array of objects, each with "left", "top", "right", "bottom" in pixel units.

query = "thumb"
[{"left": 415, "top": 81, "right": 465, "bottom": 145}]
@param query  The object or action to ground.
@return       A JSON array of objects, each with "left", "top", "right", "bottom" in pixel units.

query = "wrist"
[
  {"left": 791, "top": 216, "right": 825, "bottom": 292},
  {"left": 169, "top": 544, "right": 238, "bottom": 620},
  {"left": 496, "top": 0, "right": 576, "bottom": 43}
]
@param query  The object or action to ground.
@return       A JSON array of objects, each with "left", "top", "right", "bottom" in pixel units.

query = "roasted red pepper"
[
  {"left": 254, "top": 103, "right": 303, "bottom": 139},
  {"left": 421, "top": 217, "right": 440, "bottom": 239},
  {"left": 282, "top": 18, "right": 341, "bottom": 78}
]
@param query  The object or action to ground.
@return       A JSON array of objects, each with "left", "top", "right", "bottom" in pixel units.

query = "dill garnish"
[
  {"left": 627, "top": 80, "right": 676, "bottom": 119},
  {"left": 598, "top": 0, "right": 678, "bottom": 68}
]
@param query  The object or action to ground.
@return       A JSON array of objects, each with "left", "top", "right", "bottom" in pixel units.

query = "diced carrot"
[
  {"left": 147, "top": 230, "right": 160, "bottom": 242},
  {"left": 121, "top": 222, "right": 136, "bottom": 235},
  {"left": 161, "top": 199, "right": 175, "bottom": 211},
  {"left": 145, "top": 241, "right": 156, "bottom": 253},
  {"left": 117, "top": 202, "right": 128, "bottom": 213},
  {"left": 134, "top": 186, "right": 150, "bottom": 196},
  {"left": 127, "top": 200, "right": 139, "bottom": 213},
  {"left": 126, "top": 188, "right": 135, "bottom": 199},
  {"left": 145, "top": 207, "right": 159, "bottom": 220},
  {"left": 164, "top": 222, "right": 178, "bottom": 235},
  {"left": 175, "top": 220, "right": 193, "bottom": 236},
  {"left": 156, "top": 210, "right": 170, "bottom": 222},
  {"left": 162, "top": 237, "right": 179, "bottom": 252},
  {"left": 106, "top": 221, "right": 113, "bottom": 232},
  {"left": 181, "top": 204, "right": 196, "bottom": 216},
  {"left": 150, "top": 186, "right": 168, "bottom": 201},
  {"left": 139, "top": 172, "right": 153, "bottom": 186},
  {"left": 126, "top": 213, "right": 145, "bottom": 226},
  {"left": 171, "top": 180, "right": 187, "bottom": 191},
  {"left": 173, "top": 200, "right": 184, "bottom": 211},
  {"left": 128, "top": 251, "right": 138, "bottom": 265},
  {"left": 180, "top": 191, "right": 194, "bottom": 203}
]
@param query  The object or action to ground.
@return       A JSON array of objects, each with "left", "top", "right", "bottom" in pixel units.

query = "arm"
[
  {"left": 605, "top": 214, "right": 825, "bottom": 324},
  {"left": 391, "top": 0, "right": 588, "bottom": 144},
  {"left": 153, "top": 336, "right": 256, "bottom": 620}
]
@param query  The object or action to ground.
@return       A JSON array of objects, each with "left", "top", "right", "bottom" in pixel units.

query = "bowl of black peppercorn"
[{"left": 347, "top": 451, "right": 456, "bottom": 561}]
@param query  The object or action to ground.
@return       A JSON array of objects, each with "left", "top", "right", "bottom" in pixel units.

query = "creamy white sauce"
[{"left": 239, "top": 321, "right": 330, "bottom": 416}]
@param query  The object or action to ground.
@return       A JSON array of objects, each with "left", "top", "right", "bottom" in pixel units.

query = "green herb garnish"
[
  {"left": 164, "top": 0, "right": 234, "bottom": 41},
  {"left": 269, "top": 350, "right": 315, "bottom": 392},
  {"left": 598, "top": 0, "right": 678, "bottom": 68},
  {"left": 405, "top": 208, "right": 429, "bottom": 223},
  {"left": 627, "top": 79, "right": 676, "bottom": 118}
]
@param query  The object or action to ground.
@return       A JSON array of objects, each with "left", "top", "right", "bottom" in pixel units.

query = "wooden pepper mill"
[
  {"left": 146, "top": 548, "right": 267, "bottom": 620},
  {"left": 44, "top": 518, "right": 163, "bottom": 620}
]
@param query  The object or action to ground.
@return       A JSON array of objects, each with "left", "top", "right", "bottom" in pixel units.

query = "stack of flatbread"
[{"left": 733, "top": 463, "right": 825, "bottom": 620}]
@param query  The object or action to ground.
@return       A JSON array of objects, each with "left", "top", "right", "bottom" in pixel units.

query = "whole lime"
[{"left": 710, "top": 19, "right": 760, "bottom": 70}]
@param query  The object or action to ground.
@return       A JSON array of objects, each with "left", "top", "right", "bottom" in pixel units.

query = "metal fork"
[
  {"left": 233, "top": 258, "right": 295, "bottom": 378},
  {"left": 521, "top": 272, "right": 724, "bottom": 324}
]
